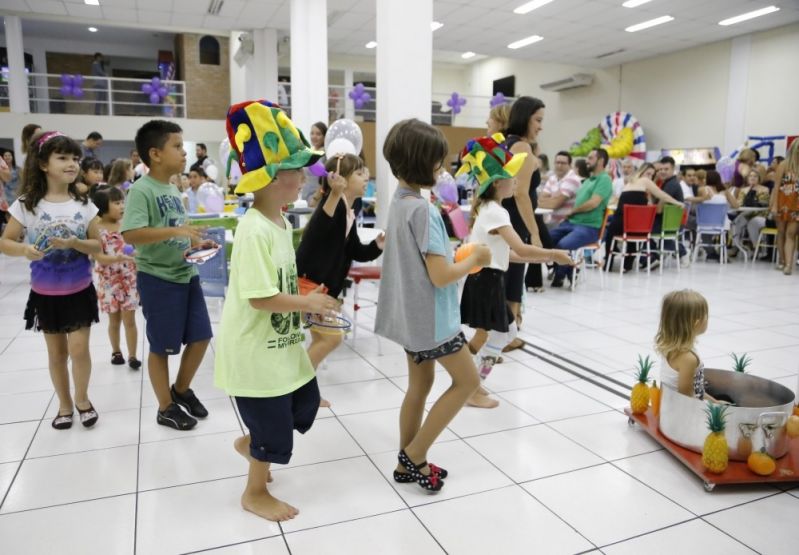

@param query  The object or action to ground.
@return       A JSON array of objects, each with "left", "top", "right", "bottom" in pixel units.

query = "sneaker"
[
  {"left": 157, "top": 402, "right": 197, "bottom": 430},
  {"left": 478, "top": 356, "right": 497, "bottom": 379},
  {"left": 111, "top": 352, "right": 124, "bottom": 365},
  {"left": 171, "top": 385, "right": 209, "bottom": 418}
]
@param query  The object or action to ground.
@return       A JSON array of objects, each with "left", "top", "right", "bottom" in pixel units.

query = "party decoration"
[
  {"left": 141, "top": 76, "right": 169, "bottom": 105},
  {"left": 602, "top": 127, "right": 634, "bottom": 159},
  {"left": 447, "top": 92, "right": 467, "bottom": 115},
  {"left": 348, "top": 83, "right": 372, "bottom": 109},
  {"left": 599, "top": 111, "right": 646, "bottom": 160},
  {"left": 433, "top": 170, "right": 458, "bottom": 204},
  {"left": 308, "top": 161, "right": 328, "bottom": 177},
  {"left": 324, "top": 119, "right": 363, "bottom": 156},
  {"left": 204, "top": 192, "right": 224, "bottom": 213},
  {"left": 489, "top": 92, "right": 508, "bottom": 107},
  {"left": 123, "top": 244, "right": 135, "bottom": 256},
  {"left": 716, "top": 156, "right": 736, "bottom": 183},
  {"left": 59, "top": 74, "right": 85, "bottom": 99},
  {"left": 568, "top": 127, "right": 603, "bottom": 158}
]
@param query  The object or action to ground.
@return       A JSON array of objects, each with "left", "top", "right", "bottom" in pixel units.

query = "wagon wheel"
[{"left": 703, "top": 481, "right": 715, "bottom": 492}]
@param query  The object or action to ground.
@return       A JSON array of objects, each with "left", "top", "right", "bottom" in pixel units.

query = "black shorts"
[
  {"left": 235, "top": 377, "right": 321, "bottom": 464},
  {"left": 24, "top": 284, "right": 99, "bottom": 334},
  {"left": 405, "top": 332, "right": 467, "bottom": 365}
]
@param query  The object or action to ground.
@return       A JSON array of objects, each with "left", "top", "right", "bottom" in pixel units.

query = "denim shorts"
[
  {"left": 137, "top": 272, "right": 213, "bottom": 355},
  {"left": 235, "top": 377, "right": 321, "bottom": 464}
]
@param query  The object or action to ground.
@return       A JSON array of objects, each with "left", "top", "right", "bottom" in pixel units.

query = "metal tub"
[{"left": 659, "top": 368, "right": 795, "bottom": 461}]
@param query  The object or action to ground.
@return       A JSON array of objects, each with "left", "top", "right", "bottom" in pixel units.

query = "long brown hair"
[
  {"left": 786, "top": 139, "right": 799, "bottom": 177},
  {"left": 655, "top": 289, "right": 708, "bottom": 358},
  {"left": 320, "top": 153, "right": 364, "bottom": 195},
  {"left": 107, "top": 158, "right": 132, "bottom": 188},
  {"left": 20, "top": 132, "right": 86, "bottom": 213}
]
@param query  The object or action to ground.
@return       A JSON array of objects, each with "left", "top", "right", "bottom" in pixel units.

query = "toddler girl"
[{"left": 76, "top": 157, "right": 105, "bottom": 196}]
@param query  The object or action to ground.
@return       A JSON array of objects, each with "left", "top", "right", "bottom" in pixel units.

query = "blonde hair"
[
  {"left": 696, "top": 169, "right": 707, "bottom": 183},
  {"left": 737, "top": 148, "right": 757, "bottom": 166},
  {"left": 488, "top": 104, "right": 511, "bottom": 132},
  {"left": 786, "top": 139, "right": 799, "bottom": 177},
  {"left": 635, "top": 162, "right": 656, "bottom": 179},
  {"left": 655, "top": 289, "right": 708, "bottom": 357},
  {"left": 107, "top": 158, "right": 132, "bottom": 188}
]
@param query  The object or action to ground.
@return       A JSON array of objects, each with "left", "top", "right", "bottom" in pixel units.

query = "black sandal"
[
  {"left": 52, "top": 412, "right": 74, "bottom": 430},
  {"left": 128, "top": 357, "right": 141, "bottom": 370},
  {"left": 77, "top": 403, "right": 99, "bottom": 428},
  {"left": 397, "top": 450, "right": 444, "bottom": 492},
  {"left": 111, "top": 352, "right": 124, "bottom": 365},
  {"left": 393, "top": 461, "right": 448, "bottom": 482}
]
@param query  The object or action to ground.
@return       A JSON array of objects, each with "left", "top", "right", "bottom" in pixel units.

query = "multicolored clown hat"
[
  {"left": 226, "top": 100, "right": 323, "bottom": 194},
  {"left": 456, "top": 133, "right": 527, "bottom": 196}
]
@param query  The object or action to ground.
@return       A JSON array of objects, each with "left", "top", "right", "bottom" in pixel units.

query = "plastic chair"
[
  {"left": 752, "top": 227, "right": 778, "bottom": 262},
  {"left": 692, "top": 203, "right": 729, "bottom": 264},
  {"left": 570, "top": 208, "right": 611, "bottom": 290},
  {"left": 198, "top": 227, "right": 228, "bottom": 298},
  {"left": 608, "top": 204, "right": 657, "bottom": 275},
  {"left": 347, "top": 265, "right": 382, "bottom": 354},
  {"left": 655, "top": 204, "right": 686, "bottom": 273}
]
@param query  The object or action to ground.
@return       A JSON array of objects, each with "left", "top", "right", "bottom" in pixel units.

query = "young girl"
[
  {"left": 458, "top": 135, "right": 573, "bottom": 406},
  {"left": 0, "top": 131, "right": 102, "bottom": 429},
  {"left": 183, "top": 167, "right": 206, "bottom": 213},
  {"left": 106, "top": 158, "right": 134, "bottom": 192},
  {"left": 655, "top": 290, "right": 721, "bottom": 401},
  {"left": 295, "top": 153, "right": 384, "bottom": 407},
  {"left": 76, "top": 157, "right": 105, "bottom": 196},
  {"left": 92, "top": 186, "right": 140, "bottom": 369},
  {"left": 376, "top": 119, "right": 492, "bottom": 492},
  {"left": 772, "top": 140, "right": 799, "bottom": 274}
]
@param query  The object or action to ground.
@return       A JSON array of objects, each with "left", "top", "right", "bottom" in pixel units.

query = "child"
[
  {"left": 376, "top": 119, "right": 492, "bottom": 492},
  {"left": 122, "top": 120, "right": 215, "bottom": 431},
  {"left": 76, "top": 157, "right": 104, "bottom": 196},
  {"left": 183, "top": 167, "right": 206, "bottom": 213},
  {"left": 0, "top": 131, "right": 102, "bottom": 429},
  {"left": 457, "top": 135, "right": 574, "bottom": 402},
  {"left": 107, "top": 158, "right": 134, "bottom": 192},
  {"left": 215, "top": 100, "right": 339, "bottom": 521},
  {"left": 92, "top": 186, "right": 140, "bottom": 369},
  {"left": 295, "top": 153, "right": 385, "bottom": 407},
  {"left": 655, "top": 290, "right": 721, "bottom": 402}
]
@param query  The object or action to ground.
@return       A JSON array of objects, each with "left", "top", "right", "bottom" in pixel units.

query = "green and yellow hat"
[
  {"left": 226, "top": 100, "right": 323, "bottom": 194},
  {"left": 456, "top": 133, "right": 527, "bottom": 196}
]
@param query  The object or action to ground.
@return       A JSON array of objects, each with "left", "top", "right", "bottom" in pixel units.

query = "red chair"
[
  {"left": 347, "top": 265, "right": 382, "bottom": 352},
  {"left": 608, "top": 204, "right": 657, "bottom": 275}
]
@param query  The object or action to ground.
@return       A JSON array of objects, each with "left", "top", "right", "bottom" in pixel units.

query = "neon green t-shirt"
[
  {"left": 214, "top": 208, "right": 314, "bottom": 397},
  {"left": 120, "top": 175, "right": 196, "bottom": 283}
]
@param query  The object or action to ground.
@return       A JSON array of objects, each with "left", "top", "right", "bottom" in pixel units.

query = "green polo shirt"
[{"left": 569, "top": 172, "right": 612, "bottom": 228}]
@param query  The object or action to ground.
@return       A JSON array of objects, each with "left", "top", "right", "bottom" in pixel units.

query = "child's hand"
[
  {"left": 117, "top": 254, "right": 135, "bottom": 263},
  {"left": 552, "top": 249, "right": 576, "bottom": 266},
  {"left": 48, "top": 236, "right": 77, "bottom": 250},
  {"left": 375, "top": 232, "right": 385, "bottom": 250},
  {"left": 179, "top": 224, "right": 206, "bottom": 243},
  {"left": 327, "top": 171, "right": 347, "bottom": 195},
  {"left": 197, "top": 239, "right": 219, "bottom": 250},
  {"left": 470, "top": 244, "right": 492, "bottom": 267},
  {"left": 304, "top": 285, "right": 339, "bottom": 317},
  {"left": 25, "top": 244, "right": 45, "bottom": 261}
]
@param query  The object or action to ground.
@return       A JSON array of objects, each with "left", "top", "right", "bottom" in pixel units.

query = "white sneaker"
[{"left": 680, "top": 255, "right": 691, "bottom": 268}]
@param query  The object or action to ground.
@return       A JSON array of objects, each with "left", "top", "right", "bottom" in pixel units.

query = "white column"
[
  {"left": 375, "top": 0, "right": 433, "bottom": 227},
  {"left": 723, "top": 35, "right": 751, "bottom": 156},
  {"left": 4, "top": 16, "right": 29, "bottom": 114},
  {"left": 230, "top": 29, "right": 279, "bottom": 105},
  {"left": 343, "top": 68, "right": 355, "bottom": 120},
  {"left": 290, "top": 0, "right": 329, "bottom": 135}
]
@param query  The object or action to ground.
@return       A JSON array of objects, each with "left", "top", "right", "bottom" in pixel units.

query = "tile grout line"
[{"left": 132, "top": 328, "right": 147, "bottom": 555}]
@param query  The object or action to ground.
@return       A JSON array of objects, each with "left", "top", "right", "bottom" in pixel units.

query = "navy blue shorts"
[
  {"left": 137, "top": 272, "right": 213, "bottom": 355},
  {"left": 235, "top": 377, "right": 321, "bottom": 464}
]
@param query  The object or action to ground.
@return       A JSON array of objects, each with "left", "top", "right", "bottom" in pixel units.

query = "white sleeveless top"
[{"left": 659, "top": 352, "right": 705, "bottom": 400}]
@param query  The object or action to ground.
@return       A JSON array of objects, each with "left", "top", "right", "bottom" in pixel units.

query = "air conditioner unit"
[{"left": 540, "top": 73, "right": 593, "bottom": 92}]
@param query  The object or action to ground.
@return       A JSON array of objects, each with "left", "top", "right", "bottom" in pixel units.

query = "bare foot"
[
  {"left": 477, "top": 385, "right": 490, "bottom": 396},
  {"left": 241, "top": 490, "right": 298, "bottom": 522},
  {"left": 234, "top": 436, "right": 272, "bottom": 482},
  {"left": 319, "top": 398, "right": 331, "bottom": 408},
  {"left": 466, "top": 392, "right": 500, "bottom": 409}
]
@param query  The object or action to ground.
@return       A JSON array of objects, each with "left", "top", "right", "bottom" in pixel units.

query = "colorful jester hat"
[
  {"left": 226, "top": 100, "right": 323, "bottom": 194},
  {"left": 456, "top": 133, "right": 527, "bottom": 197}
]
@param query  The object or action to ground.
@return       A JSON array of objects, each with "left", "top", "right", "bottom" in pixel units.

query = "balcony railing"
[{"left": 0, "top": 72, "right": 186, "bottom": 118}]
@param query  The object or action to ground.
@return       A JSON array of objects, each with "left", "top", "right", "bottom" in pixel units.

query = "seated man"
[
  {"left": 646, "top": 156, "right": 688, "bottom": 268},
  {"left": 549, "top": 148, "right": 613, "bottom": 288},
  {"left": 538, "top": 150, "right": 581, "bottom": 227}
]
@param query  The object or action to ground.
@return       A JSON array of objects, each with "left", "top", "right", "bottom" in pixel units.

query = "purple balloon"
[
  {"left": 354, "top": 98, "right": 365, "bottom": 109},
  {"left": 151, "top": 77, "right": 161, "bottom": 87},
  {"left": 142, "top": 83, "right": 153, "bottom": 94},
  {"left": 716, "top": 156, "right": 736, "bottom": 183},
  {"left": 72, "top": 87, "right": 84, "bottom": 99},
  {"left": 149, "top": 91, "right": 161, "bottom": 104},
  {"left": 73, "top": 74, "right": 83, "bottom": 86},
  {"left": 436, "top": 181, "right": 458, "bottom": 203},
  {"left": 158, "top": 86, "right": 167, "bottom": 97},
  {"left": 123, "top": 244, "right": 134, "bottom": 256},
  {"left": 60, "top": 84, "right": 72, "bottom": 97},
  {"left": 60, "top": 74, "right": 73, "bottom": 86},
  {"left": 308, "top": 161, "right": 327, "bottom": 177}
]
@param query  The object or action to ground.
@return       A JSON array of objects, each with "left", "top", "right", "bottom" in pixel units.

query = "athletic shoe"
[
  {"left": 171, "top": 385, "right": 209, "bottom": 418},
  {"left": 157, "top": 403, "right": 197, "bottom": 430}
]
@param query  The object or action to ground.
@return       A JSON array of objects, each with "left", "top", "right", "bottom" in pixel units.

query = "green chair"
[{"left": 655, "top": 204, "right": 685, "bottom": 273}]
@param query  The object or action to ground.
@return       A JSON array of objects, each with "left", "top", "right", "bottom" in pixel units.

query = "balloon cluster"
[
  {"left": 141, "top": 76, "right": 168, "bottom": 105},
  {"left": 569, "top": 127, "right": 602, "bottom": 157},
  {"left": 489, "top": 92, "right": 508, "bottom": 108},
  {"left": 324, "top": 119, "right": 364, "bottom": 157},
  {"left": 601, "top": 127, "right": 634, "bottom": 159},
  {"left": 447, "top": 92, "right": 467, "bottom": 115},
  {"left": 716, "top": 156, "right": 736, "bottom": 183},
  {"left": 60, "top": 74, "right": 85, "bottom": 98},
  {"left": 348, "top": 83, "right": 372, "bottom": 109}
]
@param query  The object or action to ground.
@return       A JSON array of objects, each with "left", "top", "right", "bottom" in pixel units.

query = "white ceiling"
[{"left": 2, "top": 0, "right": 798, "bottom": 67}]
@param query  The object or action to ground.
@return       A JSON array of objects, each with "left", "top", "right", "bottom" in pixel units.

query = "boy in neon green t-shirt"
[{"left": 215, "top": 100, "right": 338, "bottom": 522}]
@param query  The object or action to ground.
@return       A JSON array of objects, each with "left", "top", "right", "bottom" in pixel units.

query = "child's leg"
[
  {"left": 307, "top": 328, "right": 343, "bottom": 408},
  {"left": 67, "top": 327, "right": 93, "bottom": 409},
  {"left": 403, "top": 346, "right": 480, "bottom": 470},
  {"left": 148, "top": 353, "right": 172, "bottom": 411},
  {"left": 43, "top": 333, "right": 72, "bottom": 415},
  {"left": 468, "top": 328, "right": 487, "bottom": 354},
  {"left": 107, "top": 311, "right": 122, "bottom": 353},
  {"left": 233, "top": 435, "right": 272, "bottom": 482},
  {"left": 174, "top": 339, "right": 210, "bottom": 392},
  {"left": 784, "top": 221, "right": 798, "bottom": 273},
  {"left": 399, "top": 354, "right": 436, "bottom": 450},
  {"left": 121, "top": 310, "right": 138, "bottom": 359},
  {"left": 776, "top": 220, "right": 787, "bottom": 265},
  {"left": 477, "top": 323, "right": 518, "bottom": 379}
]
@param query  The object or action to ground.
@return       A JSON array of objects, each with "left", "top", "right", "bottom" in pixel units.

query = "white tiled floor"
[{"left": 1, "top": 254, "right": 799, "bottom": 554}]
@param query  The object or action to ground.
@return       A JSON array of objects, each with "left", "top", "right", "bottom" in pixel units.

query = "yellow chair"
[{"left": 752, "top": 227, "right": 778, "bottom": 262}]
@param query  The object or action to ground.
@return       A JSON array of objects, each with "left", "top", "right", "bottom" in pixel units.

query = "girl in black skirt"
[
  {"left": 457, "top": 135, "right": 573, "bottom": 405},
  {"left": 0, "top": 132, "right": 102, "bottom": 430}
]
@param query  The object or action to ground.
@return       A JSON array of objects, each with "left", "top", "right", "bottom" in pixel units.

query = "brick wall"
[{"left": 176, "top": 33, "right": 230, "bottom": 120}]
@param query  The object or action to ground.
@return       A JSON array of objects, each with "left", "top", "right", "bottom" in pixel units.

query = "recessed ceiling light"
[
  {"left": 513, "top": 0, "right": 555, "bottom": 14},
  {"left": 431, "top": 21, "right": 444, "bottom": 31},
  {"left": 719, "top": 5, "right": 780, "bottom": 26},
  {"left": 507, "top": 35, "right": 544, "bottom": 49},
  {"left": 622, "top": 0, "right": 653, "bottom": 7},
  {"left": 625, "top": 15, "right": 674, "bottom": 32},
  {"left": 84, "top": 0, "right": 100, "bottom": 5},
  {"left": 461, "top": 51, "right": 476, "bottom": 59},
  {"left": 365, "top": 41, "right": 377, "bottom": 49},
  {"left": 88, "top": 27, "right": 98, "bottom": 32}
]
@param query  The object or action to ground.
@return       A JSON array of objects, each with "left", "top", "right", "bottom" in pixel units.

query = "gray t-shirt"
[{"left": 375, "top": 187, "right": 460, "bottom": 352}]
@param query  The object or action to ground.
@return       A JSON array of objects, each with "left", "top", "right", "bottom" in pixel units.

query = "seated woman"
[
  {"left": 603, "top": 163, "right": 682, "bottom": 272},
  {"left": 729, "top": 168, "right": 771, "bottom": 252}
]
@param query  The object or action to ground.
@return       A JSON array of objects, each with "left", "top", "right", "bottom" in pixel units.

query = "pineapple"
[
  {"left": 731, "top": 352, "right": 751, "bottom": 373},
  {"left": 702, "top": 403, "right": 729, "bottom": 474},
  {"left": 630, "top": 355, "right": 653, "bottom": 415}
]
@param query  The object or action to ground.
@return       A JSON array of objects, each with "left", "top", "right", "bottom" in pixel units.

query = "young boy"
[
  {"left": 122, "top": 120, "right": 214, "bottom": 430},
  {"left": 215, "top": 100, "right": 338, "bottom": 521}
]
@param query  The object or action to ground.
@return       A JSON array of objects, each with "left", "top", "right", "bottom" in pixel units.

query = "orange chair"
[{"left": 608, "top": 204, "right": 658, "bottom": 275}]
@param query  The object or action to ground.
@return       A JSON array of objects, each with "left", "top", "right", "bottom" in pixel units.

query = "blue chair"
[
  {"left": 692, "top": 203, "right": 729, "bottom": 264},
  {"left": 198, "top": 227, "right": 227, "bottom": 298}
]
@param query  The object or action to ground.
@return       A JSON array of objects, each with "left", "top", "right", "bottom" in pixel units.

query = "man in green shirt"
[{"left": 549, "top": 148, "right": 612, "bottom": 287}]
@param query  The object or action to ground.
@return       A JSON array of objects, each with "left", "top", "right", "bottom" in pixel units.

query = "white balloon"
[
  {"left": 197, "top": 182, "right": 219, "bottom": 209},
  {"left": 325, "top": 137, "right": 357, "bottom": 157},
  {"left": 324, "top": 119, "right": 363, "bottom": 155}
]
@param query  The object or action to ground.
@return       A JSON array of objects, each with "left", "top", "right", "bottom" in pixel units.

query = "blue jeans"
[{"left": 549, "top": 221, "right": 600, "bottom": 279}]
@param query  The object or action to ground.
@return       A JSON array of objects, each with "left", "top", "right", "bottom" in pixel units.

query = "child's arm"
[
  {"left": 94, "top": 252, "right": 132, "bottom": 265},
  {"left": 424, "top": 245, "right": 491, "bottom": 288},
  {"left": 123, "top": 224, "right": 204, "bottom": 246},
  {"left": 50, "top": 216, "right": 102, "bottom": 255},
  {"left": 645, "top": 179, "right": 684, "bottom": 206},
  {"left": 249, "top": 286, "right": 339, "bottom": 315},
  {"left": 496, "top": 225, "right": 573, "bottom": 265},
  {"left": 0, "top": 216, "right": 43, "bottom": 260},
  {"left": 669, "top": 351, "right": 705, "bottom": 397},
  {"left": 321, "top": 170, "right": 346, "bottom": 218}
]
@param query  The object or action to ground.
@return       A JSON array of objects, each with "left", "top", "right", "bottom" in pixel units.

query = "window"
[{"left": 199, "top": 36, "right": 220, "bottom": 65}]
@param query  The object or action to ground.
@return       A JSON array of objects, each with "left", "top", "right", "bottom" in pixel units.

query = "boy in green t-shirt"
[
  {"left": 215, "top": 100, "right": 338, "bottom": 522},
  {"left": 122, "top": 120, "right": 217, "bottom": 431}
]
